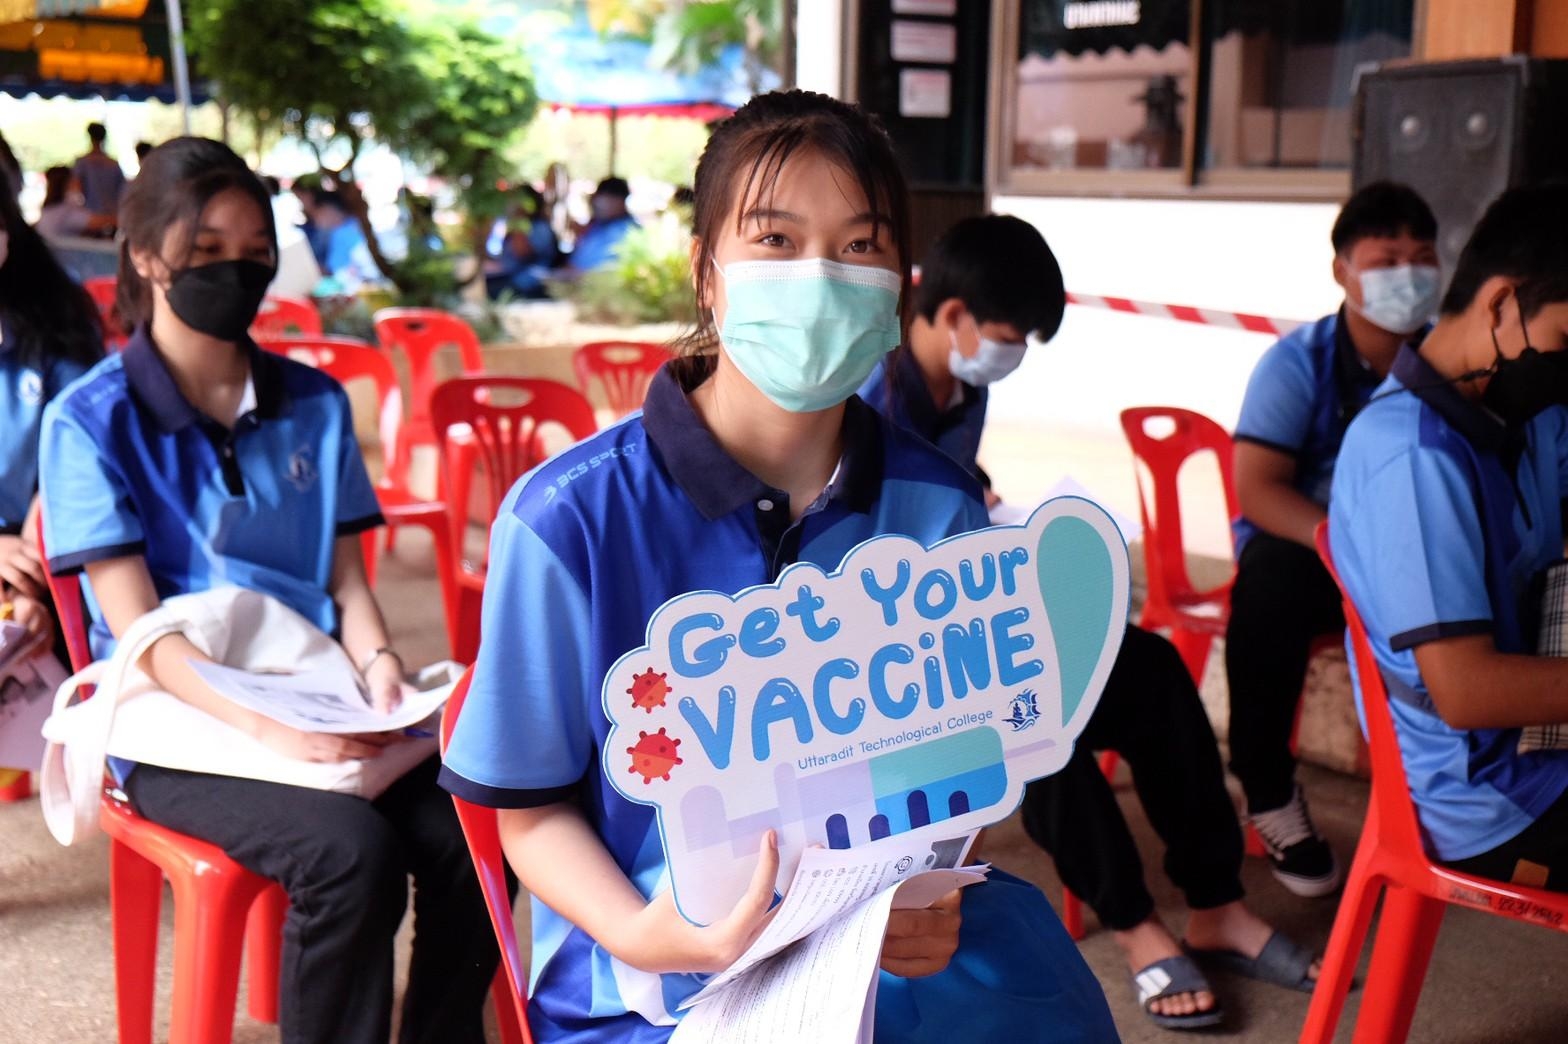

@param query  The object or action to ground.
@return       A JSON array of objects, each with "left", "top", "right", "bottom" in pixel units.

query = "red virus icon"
[
  {"left": 626, "top": 728, "right": 683, "bottom": 784},
  {"left": 626, "top": 668, "right": 671, "bottom": 714}
]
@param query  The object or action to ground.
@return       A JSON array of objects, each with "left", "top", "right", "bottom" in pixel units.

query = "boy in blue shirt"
[
  {"left": 1331, "top": 183, "right": 1568, "bottom": 890},
  {"left": 863, "top": 214, "right": 1321, "bottom": 1030},
  {"left": 1228, "top": 182, "right": 1439, "bottom": 897}
]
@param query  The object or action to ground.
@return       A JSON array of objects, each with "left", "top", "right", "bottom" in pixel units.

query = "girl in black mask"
[{"left": 38, "top": 138, "right": 503, "bottom": 1044}]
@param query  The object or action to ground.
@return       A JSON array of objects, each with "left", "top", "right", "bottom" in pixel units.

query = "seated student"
[
  {"left": 1330, "top": 183, "right": 1568, "bottom": 892},
  {"left": 440, "top": 91, "right": 1119, "bottom": 1044},
  {"left": 567, "top": 176, "right": 639, "bottom": 274},
  {"left": 35, "top": 166, "right": 116, "bottom": 240},
  {"left": 485, "top": 185, "right": 558, "bottom": 300},
  {"left": 1, "top": 178, "right": 104, "bottom": 642},
  {"left": 311, "top": 188, "right": 377, "bottom": 291},
  {"left": 862, "top": 213, "right": 1320, "bottom": 1031},
  {"left": 1227, "top": 182, "right": 1439, "bottom": 898},
  {"left": 40, "top": 137, "right": 501, "bottom": 1044}
]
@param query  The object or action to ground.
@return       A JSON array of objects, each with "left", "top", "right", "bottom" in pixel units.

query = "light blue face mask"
[
  {"left": 1355, "top": 263, "right": 1441, "bottom": 336},
  {"left": 949, "top": 326, "right": 1029, "bottom": 386},
  {"left": 716, "top": 257, "right": 902, "bottom": 413}
]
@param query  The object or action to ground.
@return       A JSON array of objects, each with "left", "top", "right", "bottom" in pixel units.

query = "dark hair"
[
  {"left": 0, "top": 186, "right": 103, "bottom": 370},
  {"left": 135, "top": 141, "right": 153, "bottom": 160},
  {"left": 313, "top": 188, "right": 349, "bottom": 213},
  {"left": 42, "top": 166, "right": 73, "bottom": 208},
  {"left": 116, "top": 137, "right": 278, "bottom": 329},
  {"left": 594, "top": 177, "right": 631, "bottom": 199},
  {"left": 1331, "top": 181, "right": 1437, "bottom": 255},
  {"left": 1439, "top": 183, "right": 1568, "bottom": 319},
  {"left": 260, "top": 174, "right": 281, "bottom": 197},
  {"left": 87, "top": 122, "right": 107, "bottom": 145},
  {"left": 678, "top": 90, "right": 912, "bottom": 373},
  {"left": 917, "top": 214, "right": 1065, "bottom": 342}
]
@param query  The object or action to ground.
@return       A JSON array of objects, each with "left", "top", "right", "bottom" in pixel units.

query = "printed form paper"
[
  {"left": 672, "top": 866, "right": 988, "bottom": 1044},
  {"left": 188, "top": 661, "right": 451, "bottom": 734},
  {"left": 682, "top": 832, "right": 978, "bottom": 1005}
]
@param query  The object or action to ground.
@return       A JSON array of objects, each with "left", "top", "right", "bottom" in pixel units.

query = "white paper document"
[
  {"left": 683, "top": 832, "right": 978, "bottom": 1006},
  {"left": 188, "top": 660, "right": 457, "bottom": 734},
  {"left": 0, "top": 622, "right": 64, "bottom": 772},
  {"left": 673, "top": 862, "right": 989, "bottom": 1044}
]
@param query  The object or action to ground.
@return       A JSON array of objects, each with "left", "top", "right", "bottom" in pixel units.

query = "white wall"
[
  {"left": 795, "top": 0, "right": 845, "bottom": 97},
  {"left": 977, "top": 196, "right": 1346, "bottom": 557}
]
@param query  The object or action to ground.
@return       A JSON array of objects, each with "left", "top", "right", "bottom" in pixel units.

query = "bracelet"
[{"left": 359, "top": 646, "right": 401, "bottom": 675}]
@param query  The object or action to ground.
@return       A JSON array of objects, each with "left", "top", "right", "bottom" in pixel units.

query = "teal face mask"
[{"left": 716, "top": 257, "right": 902, "bottom": 413}]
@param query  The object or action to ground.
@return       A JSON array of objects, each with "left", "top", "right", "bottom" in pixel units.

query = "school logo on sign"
[{"left": 600, "top": 497, "right": 1130, "bottom": 925}]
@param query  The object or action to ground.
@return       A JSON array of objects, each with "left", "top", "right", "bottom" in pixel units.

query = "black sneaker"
[{"left": 1249, "top": 786, "right": 1343, "bottom": 898}]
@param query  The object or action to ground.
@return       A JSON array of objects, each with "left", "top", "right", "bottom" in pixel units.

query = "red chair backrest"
[
  {"left": 83, "top": 275, "right": 128, "bottom": 351},
  {"left": 250, "top": 296, "right": 323, "bottom": 338},
  {"left": 572, "top": 341, "right": 668, "bottom": 418},
  {"left": 439, "top": 668, "right": 532, "bottom": 1041},
  {"left": 1315, "top": 523, "right": 1427, "bottom": 860},
  {"left": 35, "top": 523, "right": 93, "bottom": 673},
  {"left": 1119, "top": 406, "right": 1238, "bottom": 616},
  {"left": 374, "top": 307, "right": 486, "bottom": 409},
  {"left": 258, "top": 335, "right": 403, "bottom": 470},
  {"left": 431, "top": 376, "right": 598, "bottom": 519}
]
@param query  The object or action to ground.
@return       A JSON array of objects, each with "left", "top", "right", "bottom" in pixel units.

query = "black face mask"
[
  {"left": 165, "top": 259, "right": 274, "bottom": 341},
  {"left": 1481, "top": 300, "right": 1568, "bottom": 426}
]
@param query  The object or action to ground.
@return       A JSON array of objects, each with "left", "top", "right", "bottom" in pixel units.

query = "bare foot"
[
  {"left": 1115, "top": 916, "right": 1218, "bottom": 1019},
  {"left": 1184, "top": 901, "right": 1322, "bottom": 982}
]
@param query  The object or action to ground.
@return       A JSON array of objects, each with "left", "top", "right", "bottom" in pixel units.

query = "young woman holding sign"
[{"left": 439, "top": 91, "right": 1118, "bottom": 1042}]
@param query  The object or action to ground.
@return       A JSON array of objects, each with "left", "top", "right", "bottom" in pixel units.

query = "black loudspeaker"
[{"left": 1353, "top": 58, "right": 1568, "bottom": 278}]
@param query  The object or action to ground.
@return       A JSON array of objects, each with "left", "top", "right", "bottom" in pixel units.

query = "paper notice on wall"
[
  {"left": 899, "top": 69, "right": 952, "bottom": 118},
  {"left": 892, "top": 0, "right": 956, "bottom": 14},
  {"left": 890, "top": 20, "right": 957, "bottom": 64}
]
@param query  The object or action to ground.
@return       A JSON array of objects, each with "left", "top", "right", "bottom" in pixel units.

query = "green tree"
[
  {"left": 649, "top": 0, "right": 781, "bottom": 96},
  {"left": 185, "top": 0, "right": 537, "bottom": 297}
]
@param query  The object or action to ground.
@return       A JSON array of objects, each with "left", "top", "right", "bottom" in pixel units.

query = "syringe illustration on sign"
[{"left": 601, "top": 498, "right": 1130, "bottom": 926}]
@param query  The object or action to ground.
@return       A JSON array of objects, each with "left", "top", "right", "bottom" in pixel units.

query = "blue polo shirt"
[
  {"left": 40, "top": 327, "right": 385, "bottom": 658},
  {"left": 1233, "top": 311, "right": 1385, "bottom": 553},
  {"left": 1329, "top": 343, "right": 1568, "bottom": 861},
  {"left": 440, "top": 365, "right": 988, "bottom": 1040},
  {"left": 1, "top": 328, "right": 91, "bottom": 534},
  {"left": 858, "top": 350, "right": 989, "bottom": 483}
]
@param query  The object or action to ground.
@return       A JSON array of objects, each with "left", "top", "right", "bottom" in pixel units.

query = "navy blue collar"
[
  {"left": 891, "top": 349, "right": 978, "bottom": 434},
  {"left": 122, "top": 325, "right": 287, "bottom": 433},
  {"left": 641, "top": 363, "right": 883, "bottom": 521},
  {"left": 1391, "top": 342, "right": 1507, "bottom": 454}
]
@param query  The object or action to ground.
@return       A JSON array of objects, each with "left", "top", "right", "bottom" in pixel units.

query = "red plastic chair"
[
  {"left": 257, "top": 335, "right": 461, "bottom": 656},
  {"left": 372, "top": 308, "right": 487, "bottom": 501},
  {"left": 440, "top": 667, "right": 533, "bottom": 1044},
  {"left": 84, "top": 275, "right": 129, "bottom": 351},
  {"left": 572, "top": 340, "right": 669, "bottom": 419},
  {"left": 249, "top": 295, "right": 322, "bottom": 339},
  {"left": 431, "top": 377, "right": 597, "bottom": 663},
  {"left": 39, "top": 534, "right": 287, "bottom": 1044},
  {"left": 1302, "top": 523, "right": 1568, "bottom": 1043},
  {"left": 1120, "top": 406, "right": 1239, "bottom": 679}
]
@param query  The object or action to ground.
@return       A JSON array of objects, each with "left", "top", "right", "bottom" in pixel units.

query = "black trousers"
[
  {"left": 125, "top": 756, "right": 503, "bottom": 1044},
  {"left": 1019, "top": 625, "right": 1246, "bottom": 931},
  {"left": 1446, "top": 786, "right": 1568, "bottom": 892},
  {"left": 1225, "top": 531, "right": 1345, "bottom": 815}
]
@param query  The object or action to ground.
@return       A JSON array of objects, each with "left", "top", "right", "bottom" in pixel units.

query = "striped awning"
[{"left": 0, "top": 0, "right": 146, "bottom": 21}]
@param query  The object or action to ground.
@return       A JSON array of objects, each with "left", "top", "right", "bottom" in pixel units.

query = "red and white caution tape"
[{"left": 1066, "top": 292, "right": 1306, "bottom": 338}]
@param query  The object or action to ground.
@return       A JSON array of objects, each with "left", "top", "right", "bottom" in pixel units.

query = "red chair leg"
[
  {"left": 0, "top": 770, "right": 30, "bottom": 802},
  {"left": 109, "top": 839, "right": 164, "bottom": 1044},
  {"left": 492, "top": 969, "right": 526, "bottom": 1044},
  {"left": 1299, "top": 857, "right": 1382, "bottom": 1044},
  {"left": 166, "top": 871, "right": 266, "bottom": 1044},
  {"left": 244, "top": 885, "right": 288, "bottom": 1023},
  {"left": 1352, "top": 887, "right": 1444, "bottom": 1044},
  {"left": 1061, "top": 887, "right": 1085, "bottom": 941},
  {"left": 1168, "top": 629, "right": 1215, "bottom": 687}
]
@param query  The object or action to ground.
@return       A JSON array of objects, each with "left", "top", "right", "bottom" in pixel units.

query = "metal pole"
[{"left": 163, "top": 0, "right": 193, "bottom": 134}]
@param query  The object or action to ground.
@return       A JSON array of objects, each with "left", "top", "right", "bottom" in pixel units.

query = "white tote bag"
[{"left": 39, "top": 586, "right": 436, "bottom": 846}]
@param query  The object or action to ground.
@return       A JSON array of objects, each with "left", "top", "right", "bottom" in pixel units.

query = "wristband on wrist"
[{"left": 359, "top": 646, "right": 401, "bottom": 675}]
